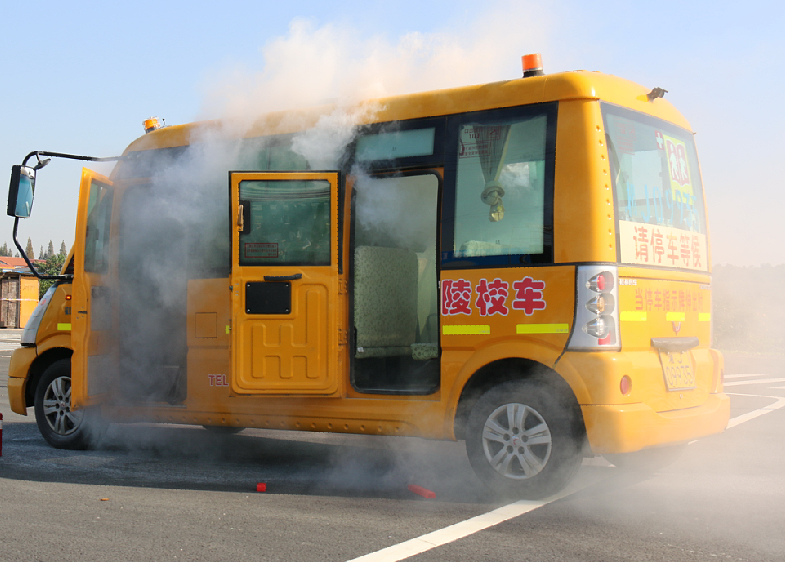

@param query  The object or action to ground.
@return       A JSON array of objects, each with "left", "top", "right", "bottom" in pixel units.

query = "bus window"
[
  {"left": 83, "top": 182, "right": 113, "bottom": 275},
  {"left": 443, "top": 104, "right": 556, "bottom": 267},
  {"left": 239, "top": 179, "right": 331, "bottom": 266},
  {"left": 603, "top": 103, "right": 708, "bottom": 271},
  {"left": 352, "top": 172, "right": 440, "bottom": 394}
]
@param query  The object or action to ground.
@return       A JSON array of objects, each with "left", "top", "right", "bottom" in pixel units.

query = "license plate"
[{"left": 658, "top": 349, "right": 696, "bottom": 391}]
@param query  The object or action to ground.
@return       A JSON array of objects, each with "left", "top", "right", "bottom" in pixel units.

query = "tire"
[
  {"left": 202, "top": 425, "right": 244, "bottom": 435},
  {"left": 465, "top": 380, "right": 583, "bottom": 500},
  {"left": 33, "top": 359, "right": 106, "bottom": 450}
]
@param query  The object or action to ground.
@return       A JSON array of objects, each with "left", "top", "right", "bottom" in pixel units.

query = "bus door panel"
[
  {"left": 71, "top": 168, "right": 120, "bottom": 409},
  {"left": 229, "top": 171, "right": 343, "bottom": 395}
]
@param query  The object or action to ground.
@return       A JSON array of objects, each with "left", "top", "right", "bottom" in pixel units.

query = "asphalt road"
[{"left": 1, "top": 333, "right": 783, "bottom": 561}]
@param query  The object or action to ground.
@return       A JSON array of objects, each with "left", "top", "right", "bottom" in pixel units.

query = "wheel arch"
[
  {"left": 24, "top": 347, "right": 73, "bottom": 408},
  {"left": 453, "top": 356, "right": 588, "bottom": 449}
]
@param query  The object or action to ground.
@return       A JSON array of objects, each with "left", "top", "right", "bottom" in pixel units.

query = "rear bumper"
[
  {"left": 581, "top": 391, "right": 730, "bottom": 454},
  {"left": 7, "top": 346, "right": 37, "bottom": 415}
]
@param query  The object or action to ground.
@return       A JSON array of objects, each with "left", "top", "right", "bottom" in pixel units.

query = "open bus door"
[
  {"left": 229, "top": 171, "right": 344, "bottom": 395},
  {"left": 71, "top": 168, "right": 118, "bottom": 409}
]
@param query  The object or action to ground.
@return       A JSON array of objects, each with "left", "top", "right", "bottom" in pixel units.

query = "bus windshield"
[{"left": 603, "top": 103, "right": 708, "bottom": 271}]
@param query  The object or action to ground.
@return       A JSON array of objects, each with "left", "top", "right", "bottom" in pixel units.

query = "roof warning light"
[
  {"left": 522, "top": 53, "right": 544, "bottom": 78},
  {"left": 143, "top": 117, "right": 164, "bottom": 134}
]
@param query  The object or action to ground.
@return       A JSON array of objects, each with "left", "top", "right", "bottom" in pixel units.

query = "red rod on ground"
[
  {"left": 256, "top": 483, "right": 266, "bottom": 492},
  {"left": 408, "top": 484, "right": 435, "bottom": 499}
]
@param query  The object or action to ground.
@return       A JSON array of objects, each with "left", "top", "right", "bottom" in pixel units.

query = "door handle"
[
  {"left": 264, "top": 274, "right": 302, "bottom": 281},
  {"left": 237, "top": 204, "right": 244, "bottom": 231}
]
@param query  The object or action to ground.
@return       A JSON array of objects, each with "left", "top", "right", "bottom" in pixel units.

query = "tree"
[
  {"left": 47, "top": 240, "right": 54, "bottom": 259},
  {"left": 25, "top": 238, "right": 34, "bottom": 259},
  {"left": 39, "top": 245, "right": 44, "bottom": 260},
  {"left": 59, "top": 240, "right": 67, "bottom": 256},
  {"left": 38, "top": 253, "right": 67, "bottom": 298},
  {"left": 0, "top": 242, "right": 8, "bottom": 256}
]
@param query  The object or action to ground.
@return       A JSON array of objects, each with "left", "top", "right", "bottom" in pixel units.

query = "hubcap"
[
  {"left": 481, "top": 403, "right": 552, "bottom": 480},
  {"left": 42, "top": 375, "right": 83, "bottom": 436}
]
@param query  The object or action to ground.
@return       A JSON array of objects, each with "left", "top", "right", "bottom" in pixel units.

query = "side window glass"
[
  {"left": 239, "top": 180, "right": 330, "bottom": 266},
  {"left": 84, "top": 182, "right": 113, "bottom": 273},
  {"left": 453, "top": 115, "right": 548, "bottom": 258}
]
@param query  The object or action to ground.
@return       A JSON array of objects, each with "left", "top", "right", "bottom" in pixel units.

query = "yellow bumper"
[
  {"left": 7, "top": 346, "right": 37, "bottom": 415},
  {"left": 581, "top": 392, "right": 730, "bottom": 454}
]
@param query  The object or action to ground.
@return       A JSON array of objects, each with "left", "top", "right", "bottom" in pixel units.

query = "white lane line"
[
  {"left": 349, "top": 389, "right": 785, "bottom": 562},
  {"left": 723, "top": 373, "right": 768, "bottom": 379},
  {"left": 725, "top": 393, "right": 785, "bottom": 429},
  {"left": 723, "top": 377, "right": 785, "bottom": 387},
  {"left": 345, "top": 487, "right": 580, "bottom": 562}
]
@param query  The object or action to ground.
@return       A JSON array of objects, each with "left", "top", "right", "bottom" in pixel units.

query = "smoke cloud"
[{"left": 200, "top": 4, "right": 552, "bottom": 120}]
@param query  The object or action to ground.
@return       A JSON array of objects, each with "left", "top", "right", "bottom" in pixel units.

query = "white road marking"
[
  {"left": 723, "top": 373, "right": 767, "bottom": 379},
  {"left": 725, "top": 393, "right": 785, "bottom": 429},
  {"left": 345, "top": 487, "right": 583, "bottom": 562},
  {"left": 723, "top": 377, "right": 785, "bottom": 387}
]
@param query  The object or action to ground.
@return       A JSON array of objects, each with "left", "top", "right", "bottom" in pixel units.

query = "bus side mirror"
[{"left": 7, "top": 165, "right": 35, "bottom": 218}]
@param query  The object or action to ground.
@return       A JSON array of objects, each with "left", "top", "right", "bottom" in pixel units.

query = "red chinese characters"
[
  {"left": 442, "top": 279, "right": 472, "bottom": 316},
  {"left": 631, "top": 286, "right": 704, "bottom": 312},
  {"left": 511, "top": 277, "right": 547, "bottom": 316},
  {"left": 476, "top": 278, "right": 510, "bottom": 316},
  {"left": 442, "top": 276, "right": 547, "bottom": 317}
]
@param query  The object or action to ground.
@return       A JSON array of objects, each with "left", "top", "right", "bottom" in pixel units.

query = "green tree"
[
  {"left": 0, "top": 242, "right": 9, "bottom": 256},
  {"left": 47, "top": 240, "right": 54, "bottom": 259},
  {"left": 25, "top": 237, "right": 34, "bottom": 259},
  {"left": 38, "top": 253, "right": 67, "bottom": 298},
  {"left": 39, "top": 245, "right": 44, "bottom": 259},
  {"left": 59, "top": 240, "right": 67, "bottom": 256}
]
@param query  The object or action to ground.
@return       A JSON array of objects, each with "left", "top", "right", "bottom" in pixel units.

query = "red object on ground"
[
  {"left": 408, "top": 484, "right": 435, "bottom": 499},
  {"left": 256, "top": 483, "right": 266, "bottom": 492}
]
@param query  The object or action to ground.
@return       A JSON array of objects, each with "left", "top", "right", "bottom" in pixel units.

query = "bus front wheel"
[
  {"left": 465, "top": 381, "right": 582, "bottom": 499},
  {"left": 33, "top": 359, "right": 106, "bottom": 450}
]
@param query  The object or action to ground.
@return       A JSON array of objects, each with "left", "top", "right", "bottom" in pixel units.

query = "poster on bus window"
[
  {"left": 662, "top": 133, "right": 694, "bottom": 203},
  {"left": 618, "top": 220, "right": 708, "bottom": 271}
]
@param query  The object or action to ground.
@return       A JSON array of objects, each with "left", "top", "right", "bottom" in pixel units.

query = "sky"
[{"left": 0, "top": 0, "right": 781, "bottom": 266}]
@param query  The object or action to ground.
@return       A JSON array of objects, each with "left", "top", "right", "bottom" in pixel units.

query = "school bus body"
[{"left": 10, "top": 68, "right": 729, "bottom": 496}]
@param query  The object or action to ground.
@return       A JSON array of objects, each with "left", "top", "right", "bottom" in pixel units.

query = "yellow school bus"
[{"left": 7, "top": 55, "right": 729, "bottom": 498}]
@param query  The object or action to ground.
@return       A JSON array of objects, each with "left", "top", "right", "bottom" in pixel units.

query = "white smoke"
[{"left": 200, "top": 4, "right": 552, "bottom": 121}]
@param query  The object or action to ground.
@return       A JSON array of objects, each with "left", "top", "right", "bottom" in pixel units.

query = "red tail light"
[{"left": 568, "top": 266, "right": 620, "bottom": 350}]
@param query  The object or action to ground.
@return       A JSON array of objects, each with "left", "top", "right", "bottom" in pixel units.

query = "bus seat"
[{"left": 354, "top": 246, "right": 418, "bottom": 359}]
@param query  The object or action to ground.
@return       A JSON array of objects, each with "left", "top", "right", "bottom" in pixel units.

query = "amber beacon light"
[
  {"left": 143, "top": 117, "right": 163, "bottom": 134},
  {"left": 522, "top": 53, "right": 544, "bottom": 77}
]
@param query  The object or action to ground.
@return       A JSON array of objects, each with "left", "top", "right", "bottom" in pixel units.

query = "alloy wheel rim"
[
  {"left": 42, "top": 375, "right": 83, "bottom": 436},
  {"left": 481, "top": 402, "right": 552, "bottom": 480}
]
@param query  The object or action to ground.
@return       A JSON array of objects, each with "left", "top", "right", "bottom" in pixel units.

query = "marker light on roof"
[
  {"left": 522, "top": 53, "right": 544, "bottom": 77},
  {"left": 143, "top": 117, "right": 164, "bottom": 134}
]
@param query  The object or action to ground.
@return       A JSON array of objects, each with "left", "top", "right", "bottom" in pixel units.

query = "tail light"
[{"left": 568, "top": 266, "right": 620, "bottom": 350}]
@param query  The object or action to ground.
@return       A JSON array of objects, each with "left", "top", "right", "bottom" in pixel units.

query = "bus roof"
[{"left": 123, "top": 70, "right": 692, "bottom": 154}]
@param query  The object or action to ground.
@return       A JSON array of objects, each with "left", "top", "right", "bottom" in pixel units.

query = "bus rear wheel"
[
  {"left": 465, "top": 381, "right": 582, "bottom": 500},
  {"left": 33, "top": 359, "right": 106, "bottom": 450}
]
